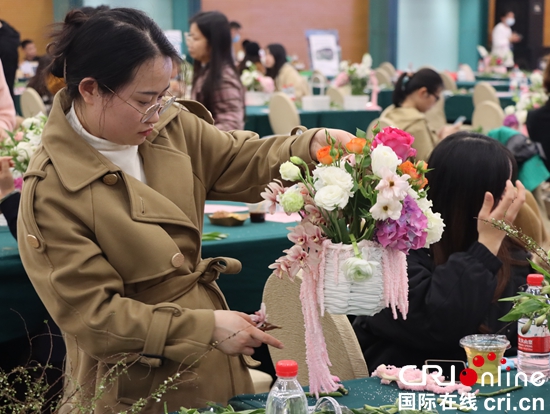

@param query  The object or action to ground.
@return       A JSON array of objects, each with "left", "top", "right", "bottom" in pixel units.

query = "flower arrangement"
[
  {"left": 261, "top": 126, "right": 444, "bottom": 395},
  {"left": 0, "top": 112, "right": 46, "bottom": 190},
  {"left": 333, "top": 53, "right": 373, "bottom": 95},
  {"left": 503, "top": 71, "right": 548, "bottom": 129},
  {"left": 477, "top": 45, "right": 509, "bottom": 75},
  {"left": 240, "top": 61, "right": 275, "bottom": 93}
]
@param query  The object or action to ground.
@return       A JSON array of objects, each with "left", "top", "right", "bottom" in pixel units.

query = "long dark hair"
[
  {"left": 427, "top": 131, "right": 521, "bottom": 300},
  {"left": 237, "top": 40, "right": 262, "bottom": 74},
  {"left": 190, "top": 11, "right": 238, "bottom": 115},
  {"left": 392, "top": 68, "right": 443, "bottom": 107},
  {"left": 47, "top": 7, "right": 181, "bottom": 100},
  {"left": 265, "top": 44, "right": 287, "bottom": 79},
  {"left": 27, "top": 54, "right": 54, "bottom": 101}
]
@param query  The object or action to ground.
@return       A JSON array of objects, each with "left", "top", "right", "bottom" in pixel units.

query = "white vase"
[
  {"left": 319, "top": 239, "right": 408, "bottom": 317},
  {"left": 343, "top": 95, "right": 369, "bottom": 111},
  {"left": 245, "top": 91, "right": 267, "bottom": 106}
]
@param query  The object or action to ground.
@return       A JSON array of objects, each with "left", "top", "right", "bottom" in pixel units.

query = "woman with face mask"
[{"left": 491, "top": 10, "right": 522, "bottom": 68}]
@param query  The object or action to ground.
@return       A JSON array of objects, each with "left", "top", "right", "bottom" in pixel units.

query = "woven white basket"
[{"left": 321, "top": 239, "right": 386, "bottom": 316}]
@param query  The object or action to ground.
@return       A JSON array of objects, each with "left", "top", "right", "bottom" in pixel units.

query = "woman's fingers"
[
  {"left": 493, "top": 180, "right": 525, "bottom": 222},
  {"left": 477, "top": 191, "right": 494, "bottom": 222}
]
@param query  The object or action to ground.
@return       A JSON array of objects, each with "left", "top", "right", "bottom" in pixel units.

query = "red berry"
[
  {"left": 473, "top": 355, "right": 485, "bottom": 367},
  {"left": 487, "top": 352, "right": 496, "bottom": 361},
  {"left": 501, "top": 358, "right": 507, "bottom": 365},
  {"left": 460, "top": 368, "right": 478, "bottom": 386}
]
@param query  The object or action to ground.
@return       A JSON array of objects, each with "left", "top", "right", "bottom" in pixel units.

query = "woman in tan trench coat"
[{"left": 17, "top": 8, "right": 352, "bottom": 414}]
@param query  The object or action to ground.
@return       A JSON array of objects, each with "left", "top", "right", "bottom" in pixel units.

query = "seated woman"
[
  {"left": 237, "top": 40, "right": 265, "bottom": 75},
  {"left": 187, "top": 11, "right": 245, "bottom": 131},
  {"left": 380, "top": 69, "right": 460, "bottom": 160},
  {"left": 526, "top": 55, "right": 550, "bottom": 174},
  {"left": 353, "top": 131, "right": 530, "bottom": 370},
  {"left": 26, "top": 54, "right": 55, "bottom": 108},
  {"left": 265, "top": 43, "right": 308, "bottom": 101}
]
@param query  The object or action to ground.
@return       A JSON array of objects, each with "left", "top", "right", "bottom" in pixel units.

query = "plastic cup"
[
  {"left": 460, "top": 334, "right": 510, "bottom": 384},
  {"left": 246, "top": 202, "right": 267, "bottom": 223}
]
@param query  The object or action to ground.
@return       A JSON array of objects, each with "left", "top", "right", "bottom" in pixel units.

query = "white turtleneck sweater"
[{"left": 66, "top": 103, "right": 147, "bottom": 183}]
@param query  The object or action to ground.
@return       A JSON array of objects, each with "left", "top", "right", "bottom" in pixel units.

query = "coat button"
[
  {"left": 27, "top": 235, "right": 40, "bottom": 249},
  {"left": 171, "top": 253, "right": 185, "bottom": 268},
  {"left": 102, "top": 174, "right": 118, "bottom": 186}
]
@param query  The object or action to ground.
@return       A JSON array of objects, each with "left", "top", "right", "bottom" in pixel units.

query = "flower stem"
[{"left": 350, "top": 234, "right": 361, "bottom": 258}]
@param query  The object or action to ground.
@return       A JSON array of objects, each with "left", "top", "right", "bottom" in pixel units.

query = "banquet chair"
[
  {"left": 379, "top": 62, "right": 396, "bottom": 79},
  {"left": 471, "top": 101, "right": 505, "bottom": 132},
  {"left": 326, "top": 86, "right": 348, "bottom": 107},
  {"left": 262, "top": 272, "right": 369, "bottom": 387},
  {"left": 439, "top": 71, "right": 457, "bottom": 92},
  {"left": 473, "top": 82, "right": 499, "bottom": 107},
  {"left": 374, "top": 68, "right": 392, "bottom": 87},
  {"left": 248, "top": 368, "right": 273, "bottom": 393},
  {"left": 268, "top": 92, "right": 300, "bottom": 135},
  {"left": 20, "top": 87, "right": 46, "bottom": 118}
]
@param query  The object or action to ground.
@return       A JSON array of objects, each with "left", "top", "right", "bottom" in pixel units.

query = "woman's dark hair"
[
  {"left": 47, "top": 7, "right": 181, "bottom": 100},
  {"left": 392, "top": 68, "right": 443, "bottom": 107},
  {"left": 27, "top": 54, "right": 54, "bottom": 101},
  {"left": 237, "top": 41, "right": 262, "bottom": 74},
  {"left": 190, "top": 11, "right": 239, "bottom": 118},
  {"left": 427, "top": 131, "right": 521, "bottom": 300},
  {"left": 265, "top": 44, "right": 287, "bottom": 79}
]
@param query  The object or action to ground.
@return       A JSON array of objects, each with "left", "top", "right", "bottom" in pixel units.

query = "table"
[
  {"left": 229, "top": 376, "right": 550, "bottom": 413},
  {"left": 245, "top": 106, "right": 381, "bottom": 137},
  {"left": 456, "top": 80, "right": 510, "bottom": 92},
  {"left": 377, "top": 90, "right": 516, "bottom": 124}
]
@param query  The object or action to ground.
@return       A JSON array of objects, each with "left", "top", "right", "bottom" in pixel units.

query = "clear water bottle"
[
  {"left": 517, "top": 274, "right": 550, "bottom": 379},
  {"left": 265, "top": 360, "right": 308, "bottom": 414}
]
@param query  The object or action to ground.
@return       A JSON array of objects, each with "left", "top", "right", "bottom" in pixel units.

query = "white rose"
[
  {"left": 314, "top": 185, "right": 350, "bottom": 211},
  {"left": 240, "top": 71, "right": 254, "bottom": 87},
  {"left": 342, "top": 256, "right": 378, "bottom": 282},
  {"left": 530, "top": 72, "right": 543, "bottom": 86},
  {"left": 279, "top": 161, "right": 301, "bottom": 181},
  {"left": 26, "top": 131, "right": 42, "bottom": 146},
  {"left": 16, "top": 142, "right": 35, "bottom": 163},
  {"left": 339, "top": 60, "right": 349, "bottom": 72},
  {"left": 504, "top": 105, "right": 516, "bottom": 115},
  {"left": 371, "top": 145, "right": 400, "bottom": 177},
  {"left": 516, "top": 109, "right": 528, "bottom": 125},
  {"left": 361, "top": 53, "right": 373, "bottom": 70},
  {"left": 416, "top": 196, "right": 433, "bottom": 212},
  {"left": 313, "top": 166, "right": 354, "bottom": 194},
  {"left": 423, "top": 208, "right": 445, "bottom": 247},
  {"left": 21, "top": 117, "right": 35, "bottom": 130}
]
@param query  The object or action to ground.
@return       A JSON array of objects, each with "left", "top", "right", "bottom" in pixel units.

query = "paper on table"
[
  {"left": 204, "top": 204, "right": 248, "bottom": 214},
  {"left": 0, "top": 214, "right": 7, "bottom": 227},
  {"left": 265, "top": 212, "right": 301, "bottom": 223}
]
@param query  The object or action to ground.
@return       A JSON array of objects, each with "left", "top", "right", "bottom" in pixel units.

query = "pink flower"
[
  {"left": 258, "top": 76, "right": 275, "bottom": 93},
  {"left": 375, "top": 168, "right": 410, "bottom": 200},
  {"left": 261, "top": 179, "right": 286, "bottom": 214},
  {"left": 288, "top": 224, "right": 308, "bottom": 246},
  {"left": 13, "top": 176, "right": 23, "bottom": 191},
  {"left": 333, "top": 72, "right": 350, "bottom": 87},
  {"left": 304, "top": 204, "right": 324, "bottom": 225},
  {"left": 14, "top": 131, "right": 24, "bottom": 142},
  {"left": 372, "top": 127, "right": 417, "bottom": 161},
  {"left": 250, "top": 302, "right": 267, "bottom": 327}
]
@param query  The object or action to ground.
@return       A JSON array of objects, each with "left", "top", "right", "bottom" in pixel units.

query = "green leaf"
[
  {"left": 528, "top": 259, "right": 550, "bottom": 281},
  {"left": 356, "top": 128, "right": 366, "bottom": 138},
  {"left": 499, "top": 298, "right": 547, "bottom": 322}
]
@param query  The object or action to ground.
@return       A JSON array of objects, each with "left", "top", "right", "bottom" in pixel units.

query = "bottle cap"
[
  {"left": 275, "top": 360, "right": 298, "bottom": 377},
  {"left": 527, "top": 274, "right": 544, "bottom": 286}
]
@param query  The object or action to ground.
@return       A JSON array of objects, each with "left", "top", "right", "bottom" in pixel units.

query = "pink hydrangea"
[{"left": 375, "top": 195, "right": 428, "bottom": 254}]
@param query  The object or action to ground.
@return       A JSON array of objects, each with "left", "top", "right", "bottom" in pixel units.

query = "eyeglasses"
[
  {"left": 103, "top": 85, "right": 176, "bottom": 123},
  {"left": 431, "top": 93, "right": 441, "bottom": 102}
]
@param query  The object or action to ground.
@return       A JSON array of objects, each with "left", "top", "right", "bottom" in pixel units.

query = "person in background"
[
  {"left": 19, "top": 39, "right": 40, "bottom": 78},
  {"left": 492, "top": 10, "right": 521, "bottom": 68},
  {"left": 526, "top": 55, "right": 550, "bottom": 175},
  {"left": 229, "top": 20, "right": 242, "bottom": 63},
  {"left": 380, "top": 69, "right": 460, "bottom": 161},
  {"left": 17, "top": 7, "right": 354, "bottom": 412},
  {"left": 265, "top": 43, "right": 308, "bottom": 101},
  {"left": 187, "top": 11, "right": 245, "bottom": 131},
  {"left": 0, "top": 60, "right": 16, "bottom": 138},
  {"left": 353, "top": 132, "right": 529, "bottom": 370},
  {"left": 26, "top": 54, "right": 55, "bottom": 108},
  {"left": 237, "top": 40, "right": 265, "bottom": 75},
  {"left": 0, "top": 19, "right": 20, "bottom": 101}
]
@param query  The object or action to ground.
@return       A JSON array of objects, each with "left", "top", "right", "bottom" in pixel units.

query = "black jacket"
[
  {"left": 353, "top": 242, "right": 530, "bottom": 370},
  {"left": 526, "top": 102, "right": 550, "bottom": 174},
  {"left": 1, "top": 191, "right": 19, "bottom": 239},
  {"left": 0, "top": 20, "right": 20, "bottom": 100}
]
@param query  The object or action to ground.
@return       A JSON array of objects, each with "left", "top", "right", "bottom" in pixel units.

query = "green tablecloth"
[
  {"left": 0, "top": 226, "right": 49, "bottom": 342},
  {"left": 456, "top": 80, "right": 510, "bottom": 92},
  {"left": 475, "top": 74, "right": 510, "bottom": 81},
  {"left": 377, "top": 90, "right": 516, "bottom": 124},
  {"left": 229, "top": 376, "right": 550, "bottom": 413},
  {"left": 245, "top": 106, "right": 380, "bottom": 137}
]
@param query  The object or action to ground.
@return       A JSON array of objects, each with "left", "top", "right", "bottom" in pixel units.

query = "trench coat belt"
[{"left": 130, "top": 257, "right": 242, "bottom": 368}]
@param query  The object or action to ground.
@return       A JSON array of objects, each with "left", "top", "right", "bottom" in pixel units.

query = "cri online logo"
[{"left": 459, "top": 352, "right": 507, "bottom": 386}]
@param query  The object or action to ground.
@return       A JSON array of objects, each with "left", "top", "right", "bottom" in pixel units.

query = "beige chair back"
[
  {"left": 374, "top": 68, "right": 392, "bottom": 87},
  {"left": 263, "top": 273, "right": 369, "bottom": 386},
  {"left": 379, "top": 62, "right": 396, "bottom": 78},
  {"left": 326, "top": 86, "right": 349, "bottom": 107},
  {"left": 20, "top": 87, "right": 46, "bottom": 118},
  {"left": 439, "top": 71, "right": 457, "bottom": 92},
  {"left": 268, "top": 92, "right": 300, "bottom": 135},
  {"left": 471, "top": 100, "right": 505, "bottom": 132},
  {"left": 424, "top": 93, "right": 447, "bottom": 133},
  {"left": 473, "top": 81, "right": 499, "bottom": 107}
]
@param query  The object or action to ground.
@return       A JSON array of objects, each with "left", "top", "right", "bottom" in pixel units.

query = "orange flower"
[
  {"left": 316, "top": 145, "right": 339, "bottom": 165},
  {"left": 399, "top": 160, "right": 428, "bottom": 189},
  {"left": 345, "top": 137, "right": 367, "bottom": 154},
  {"left": 398, "top": 161, "right": 419, "bottom": 179}
]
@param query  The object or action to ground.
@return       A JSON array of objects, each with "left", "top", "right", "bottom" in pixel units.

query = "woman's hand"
[
  {"left": 310, "top": 128, "right": 354, "bottom": 161},
  {"left": 477, "top": 179, "right": 526, "bottom": 256},
  {"left": 0, "top": 157, "right": 15, "bottom": 199},
  {"left": 211, "top": 310, "right": 283, "bottom": 356}
]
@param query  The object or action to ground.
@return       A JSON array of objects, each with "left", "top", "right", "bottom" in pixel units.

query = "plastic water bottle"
[
  {"left": 517, "top": 274, "right": 550, "bottom": 379},
  {"left": 265, "top": 360, "right": 308, "bottom": 414}
]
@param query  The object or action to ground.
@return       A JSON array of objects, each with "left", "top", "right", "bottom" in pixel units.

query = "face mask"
[
  {"left": 232, "top": 34, "right": 240, "bottom": 43},
  {"left": 505, "top": 17, "right": 515, "bottom": 27}
]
